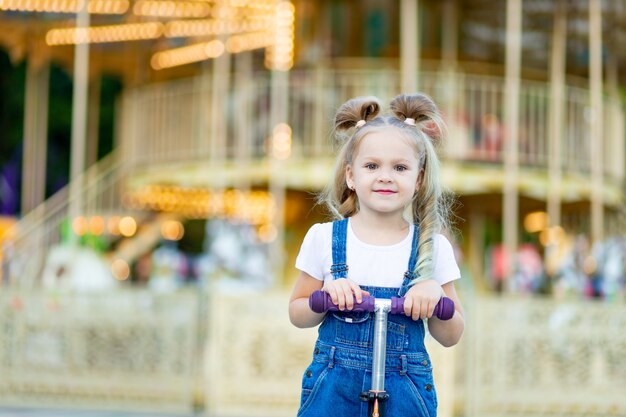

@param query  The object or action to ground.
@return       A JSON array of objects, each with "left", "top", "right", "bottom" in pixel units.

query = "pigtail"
[
  {"left": 411, "top": 140, "right": 446, "bottom": 283},
  {"left": 390, "top": 93, "right": 451, "bottom": 283}
]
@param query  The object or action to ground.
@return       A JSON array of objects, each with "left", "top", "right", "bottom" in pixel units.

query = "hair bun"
[
  {"left": 390, "top": 93, "right": 445, "bottom": 144},
  {"left": 334, "top": 96, "right": 382, "bottom": 132}
]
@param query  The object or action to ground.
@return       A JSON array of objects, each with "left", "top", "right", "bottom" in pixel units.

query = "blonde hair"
[{"left": 319, "top": 93, "right": 453, "bottom": 284}]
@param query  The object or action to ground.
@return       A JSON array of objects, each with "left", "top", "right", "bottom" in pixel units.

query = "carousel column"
[
  {"left": 400, "top": 0, "right": 419, "bottom": 92},
  {"left": 234, "top": 51, "right": 253, "bottom": 191},
  {"left": 68, "top": 0, "right": 90, "bottom": 246},
  {"left": 546, "top": 0, "right": 566, "bottom": 257},
  {"left": 440, "top": 0, "right": 464, "bottom": 160},
  {"left": 210, "top": 44, "right": 230, "bottom": 171},
  {"left": 606, "top": 58, "right": 625, "bottom": 207},
  {"left": 84, "top": 74, "right": 102, "bottom": 217},
  {"left": 268, "top": 68, "right": 289, "bottom": 285},
  {"left": 441, "top": 0, "right": 458, "bottom": 70},
  {"left": 85, "top": 75, "right": 101, "bottom": 169},
  {"left": 267, "top": 1, "right": 294, "bottom": 285},
  {"left": 21, "top": 51, "right": 50, "bottom": 215},
  {"left": 588, "top": 0, "right": 604, "bottom": 243},
  {"left": 502, "top": 0, "right": 522, "bottom": 289}
]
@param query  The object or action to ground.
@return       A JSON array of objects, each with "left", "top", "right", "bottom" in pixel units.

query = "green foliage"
[{"left": 0, "top": 51, "right": 25, "bottom": 166}]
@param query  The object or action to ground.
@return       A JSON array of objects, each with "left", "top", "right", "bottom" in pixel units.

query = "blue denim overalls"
[{"left": 297, "top": 219, "right": 438, "bottom": 417}]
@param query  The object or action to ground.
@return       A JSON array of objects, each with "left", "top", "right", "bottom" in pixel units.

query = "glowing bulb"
[
  {"left": 161, "top": 220, "right": 185, "bottom": 241},
  {"left": 72, "top": 216, "right": 89, "bottom": 236},
  {"left": 119, "top": 216, "right": 137, "bottom": 237},
  {"left": 111, "top": 258, "right": 130, "bottom": 281}
]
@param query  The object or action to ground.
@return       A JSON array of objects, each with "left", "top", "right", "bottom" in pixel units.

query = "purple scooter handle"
[
  {"left": 390, "top": 295, "right": 455, "bottom": 320},
  {"left": 308, "top": 290, "right": 376, "bottom": 313},
  {"left": 309, "top": 290, "right": 455, "bottom": 320}
]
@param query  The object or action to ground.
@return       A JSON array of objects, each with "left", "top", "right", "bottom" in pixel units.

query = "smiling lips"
[{"left": 374, "top": 189, "right": 396, "bottom": 195}]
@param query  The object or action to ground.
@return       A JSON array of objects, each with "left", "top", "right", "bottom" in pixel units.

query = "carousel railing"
[{"left": 119, "top": 68, "right": 624, "bottom": 183}]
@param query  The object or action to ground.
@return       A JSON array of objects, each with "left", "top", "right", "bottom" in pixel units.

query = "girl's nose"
[{"left": 377, "top": 170, "right": 392, "bottom": 182}]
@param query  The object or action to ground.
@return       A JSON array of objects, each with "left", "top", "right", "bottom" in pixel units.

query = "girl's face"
[{"left": 346, "top": 130, "right": 422, "bottom": 218}]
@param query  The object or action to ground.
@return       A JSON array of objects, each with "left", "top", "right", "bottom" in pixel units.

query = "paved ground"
[{"left": 0, "top": 408, "right": 199, "bottom": 417}]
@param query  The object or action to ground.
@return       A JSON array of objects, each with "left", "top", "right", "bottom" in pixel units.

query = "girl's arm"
[
  {"left": 425, "top": 282, "right": 465, "bottom": 347},
  {"left": 288, "top": 271, "right": 325, "bottom": 328}
]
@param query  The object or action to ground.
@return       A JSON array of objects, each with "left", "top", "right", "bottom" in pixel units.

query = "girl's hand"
[
  {"left": 322, "top": 278, "right": 370, "bottom": 311},
  {"left": 403, "top": 279, "right": 444, "bottom": 320}
]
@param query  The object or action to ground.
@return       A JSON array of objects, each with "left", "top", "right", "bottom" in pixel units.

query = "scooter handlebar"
[{"left": 309, "top": 290, "right": 455, "bottom": 320}]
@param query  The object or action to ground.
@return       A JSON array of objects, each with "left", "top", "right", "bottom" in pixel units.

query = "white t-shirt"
[{"left": 295, "top": 220, "right": 461, "bottom": 288}]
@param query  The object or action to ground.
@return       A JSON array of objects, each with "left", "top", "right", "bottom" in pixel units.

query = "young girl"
[{"left": 289, "top": 93, "right": 465, "bottom": 417}]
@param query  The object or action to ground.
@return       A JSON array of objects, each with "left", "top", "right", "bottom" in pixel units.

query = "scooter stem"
[{"left": 371, "top": 299, "right": 392, "bottom": 391}]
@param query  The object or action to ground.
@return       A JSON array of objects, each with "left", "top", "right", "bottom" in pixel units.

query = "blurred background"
[{"left": 0, "top": 0, "right": 625, "bottom": 416}]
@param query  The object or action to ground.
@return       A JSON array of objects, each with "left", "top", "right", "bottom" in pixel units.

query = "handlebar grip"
[
  {"left": 309, "top": 291, "right": 375, "bottom": 313},
  {"left": 309, "top": 290, "right": 455, "bottom": 320},
  {"left": 390, "top": 296, "right": 455, "bottom": 320}
]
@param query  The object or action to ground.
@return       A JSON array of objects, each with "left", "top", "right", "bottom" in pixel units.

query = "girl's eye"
[
  {"left": 365, "top": 163, "right": 377, "bottom": 170},
  {"left": 395, "top": 165, "right": 408, "bottom": 172}
]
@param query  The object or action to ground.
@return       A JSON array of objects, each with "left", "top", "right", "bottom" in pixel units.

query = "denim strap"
[
  {"left": 330, "top": 219, "right": 349, "bottom": 280},
  {"left": 332, "top": 219, "right": 419, "bottom": 295},
  {"left": 400, "top": 355, "right": 408, "bottom": 376},
  {"left": 398, "top": 224, "right": 420, "bottom": 297},
  {"left": 327, "top": 346, "right": 336, "bottom": 369}
]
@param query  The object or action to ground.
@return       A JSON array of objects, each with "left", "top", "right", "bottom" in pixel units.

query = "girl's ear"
[
  {"left": 415, "top": 169, "right": 424, "bottom": 192},
  {"left": 345, "top": 164, "right": 354, "bottom": 188}
]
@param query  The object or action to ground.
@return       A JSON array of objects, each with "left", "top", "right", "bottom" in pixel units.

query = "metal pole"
[
  {"left": 589, "top": 0, "right": 604, "bottom": 243},
  {"left": 606, "top": 57, "right": 624, "bottom": 186},
  {"left": 503, "top": 0, "right": 522, "bottom": 288},
  {"left": 547, "top": 0, "right": 567, "bottom": 232},
  {"left": 68, "top": 0, "right": 90, "bottom": 244},
  {"left": 400, "top": 0, "right": 419, "bottom": 92},
  {"left": 371, "top": 303, "right": 390, "bottom": 391},
  {"left": 86, "top": 76, "right": 101, "bottom": 168},
  {"left": 210, "top": 44, "right": 230, "bottom": 168},
  {"left": 22, "top": 55, "right": 49, "bottom": 214},
  {"left": 441, "top": 0, "right": 458, "bottom": 69},
  {"left": 269, "top": 68, "right": 288, "bottom": 284}
]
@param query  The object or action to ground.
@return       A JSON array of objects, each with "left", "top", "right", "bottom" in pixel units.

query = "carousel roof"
[{"left": 0, "top": 0, "right": 625, "bottom": 87}]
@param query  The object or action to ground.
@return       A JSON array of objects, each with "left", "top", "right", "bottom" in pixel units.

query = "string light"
[
  {"left": 31, "top": 0, "right": 295, "bottom": 72},
  {"left": 523, "top": 211, "right": 548, "bottom": 234},
  {"left": 271, "top": 123, "right": 292, "bottom": 159},
  {"left": 118, "top": 216, "right": 137, "bottom": 237},
  {"left": 124, "top": 186, "right": 275, "bottom": 225},
  {"left": 72, "top": 216, "right": 89, "bottom": 236},
  {"left": 265, "top": 1, "right": 295, "bottom": 71},
  {"left": 0, "top": 0, "right": 129, "bottom": 14},
  {"left": 257, "top": 223, "right": 277, "bottom": 243},
  {"left": 111, "top": 258, "right": 130, "bottom": 281},
  {"left": 161, "top": 220, "right": 185, "bottom": 241},
  {"left": 151, "top": 39, "right": 225, "bottom": 70},
  {"left": 226, "top": 31, "right": 273, "bottom": 53},
  {"left": 133, "top": 0, "right": 211, "bottom": 18},
  {"left": 107, "top": 216, "right": 121, "bottom": 235},
  {"left": 164, "top": 18, "right": 272, "bottom": 38},
  {"left": 46, "top": 22, "right": 163, "bottom": 45},
  {"left": 88, "top": 215, "right": 105, "bottom": 235},
  {"left": 211, "top": 3, "right": 238, "bottom": 19}
]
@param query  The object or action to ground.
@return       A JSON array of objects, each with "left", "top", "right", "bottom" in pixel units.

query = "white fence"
[
  {"left": 1, "top": 288, "right": 625, "bottom": 416},
  {"left": 0, "top": 289, "right": 200, "bottom": 412}
]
